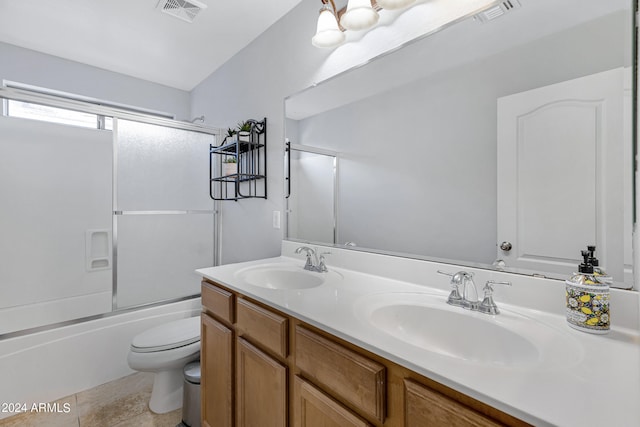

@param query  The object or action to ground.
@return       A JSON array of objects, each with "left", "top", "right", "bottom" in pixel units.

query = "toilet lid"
[{"left": 131, "top": 316, "right": 200, "bottom": 353}]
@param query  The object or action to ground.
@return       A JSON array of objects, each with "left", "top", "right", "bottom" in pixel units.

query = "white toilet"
[{"left": 127, "top": 316, "right": 201, "bottom": 414}]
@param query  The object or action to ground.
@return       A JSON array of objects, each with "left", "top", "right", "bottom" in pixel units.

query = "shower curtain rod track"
[
  {"left": 0, "top": 87, "right": 221, "bottom": 135},
  {"left": 114, "top": 210, "right": 217, "bottom": 215}
]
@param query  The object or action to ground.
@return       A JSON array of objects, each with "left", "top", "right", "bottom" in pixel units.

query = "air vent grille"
[
  {"left": 474, "top": 0, "right": 521, "bottom": 23},
  {"left": 156, "top": 0, "right": 207, "bottom": 23}
]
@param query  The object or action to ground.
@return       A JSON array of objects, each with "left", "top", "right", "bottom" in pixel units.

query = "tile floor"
[{"left": 0, "top": 372, "right": 183, "bottom": 427}]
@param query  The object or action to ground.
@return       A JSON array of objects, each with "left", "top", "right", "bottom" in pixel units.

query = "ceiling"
[{"left": 0, "top": 0, "right": 302, "bottom": 91}]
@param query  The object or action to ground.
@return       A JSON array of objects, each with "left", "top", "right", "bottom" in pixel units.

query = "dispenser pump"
[
  {"left": 579, "top": 250, "right": 594, "bottom": 274},
  {"left": 587, "top": 245, "right": 599, "bottom": 267}
]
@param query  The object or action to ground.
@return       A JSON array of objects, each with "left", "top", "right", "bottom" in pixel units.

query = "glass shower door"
[
  {"left": 114, "top": 119, "right": 216, "bottom": 309},
  {"left": 0, "top": 116, "right": 113, "bottom": 333}
]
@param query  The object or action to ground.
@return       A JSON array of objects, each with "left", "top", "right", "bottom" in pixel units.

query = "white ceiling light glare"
[
  {"left": 312, "top": 3, "right": 346, "bottom": 48},
  {"left": 340, "top": 0, "right": 379, "bottom": 31},
  {"left": 376, "top": 0, "right": 416, "bottom": 10},
  {"left": 156, "top": 0, "right": 208, "bottom": 23}
]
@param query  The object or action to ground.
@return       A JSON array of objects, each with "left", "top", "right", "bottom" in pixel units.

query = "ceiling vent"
[
  {"left": 474, "top": 0, "right": 521, "bottom": 23},
  {"left": 156, "top": 0, "right": 208, "bottom": 23}
]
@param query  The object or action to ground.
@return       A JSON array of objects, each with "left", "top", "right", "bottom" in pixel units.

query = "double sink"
[{"left": 234, "top": 261, "right": 581, "bottom": 368}]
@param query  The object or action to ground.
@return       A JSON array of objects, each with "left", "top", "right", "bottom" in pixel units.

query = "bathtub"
[{"left": 0, "top": 297, "right": 201, "bottom": 420}]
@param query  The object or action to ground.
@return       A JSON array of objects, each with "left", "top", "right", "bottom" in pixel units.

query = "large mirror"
[{"left": 285, "top": 0, "right": 635, "bottom": 289}]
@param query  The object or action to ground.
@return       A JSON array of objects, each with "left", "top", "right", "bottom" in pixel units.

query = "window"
[{"left": 6, "top": 100, "right": 112, "bottom": 130}]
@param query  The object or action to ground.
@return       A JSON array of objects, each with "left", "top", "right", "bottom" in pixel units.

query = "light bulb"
[
  {"left": 312, "top": 5, "right": 345, "bottom": 48},
  {"left": 340, "top": 0, "right": 379, "bottom": 31}
]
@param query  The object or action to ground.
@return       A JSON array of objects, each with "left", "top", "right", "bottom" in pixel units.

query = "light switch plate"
[{"left": 273, "top": 210, "right": 281, "bottom": 229}]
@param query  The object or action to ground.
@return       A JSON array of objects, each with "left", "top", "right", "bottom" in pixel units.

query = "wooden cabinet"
[
  {"left": 236, "top": 338, "right": 287, "bottom": 427},
  {"left": 200, "top": 278, "right": 527, "bottom": 427},
  {"left": 200, "top": 313, "right": 233, "bottom": 427},
  {"left": 236, "top": 298, "right": 288, "bottom": 359},
  {"left": 201, "top": 280, "right": 288, "bottom": 427},
  {"left": 293, "top": 376, "right": 371, "bottom": 427},
  {"left": 202, "top": 280, "right": 234, "bottom": 324},
  {"left": 404, "top": 379, "right": 502, "bottom": 427},
  {"left": 295, "top": 325, "right": 385, "bottom": 423}
]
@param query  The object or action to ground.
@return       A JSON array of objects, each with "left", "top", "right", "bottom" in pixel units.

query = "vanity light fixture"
[
  {"left": 340, "top": 0, "right": 379, "bottom": 31},
  {"left": 314, "top": 0, "right": 419, "bottom": 48}
]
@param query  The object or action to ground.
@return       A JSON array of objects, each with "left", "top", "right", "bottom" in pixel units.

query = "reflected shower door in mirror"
[
  {"left": 284, "top": 0, "right": 635, "bottom": 288},
  {"left": 285, "top": 142, "right": 337, "bottom": 244}
]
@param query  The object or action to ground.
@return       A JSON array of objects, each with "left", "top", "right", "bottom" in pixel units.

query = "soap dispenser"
[
  {"left": 586, "top": 245, "right": 613, "bottom": 284},
  {"left": 565, "top": 250, "right": 610, "bottom": 334}
]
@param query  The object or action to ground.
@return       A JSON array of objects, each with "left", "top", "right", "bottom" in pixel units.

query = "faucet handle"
[
  {"left": 437, "top": 270, "right": 454, "bottom": 278},
  {"left": 317, "top": 252, "right": 331, "bottom": 272},
  {"left": 438, "top": 270, "right": 467, "bottom": 307},
  {"left": 483, "top": 280, "right": 512, "bottom": 294},
  {"left": 478, "top": 280, "right": 511, "bottom": 315}
]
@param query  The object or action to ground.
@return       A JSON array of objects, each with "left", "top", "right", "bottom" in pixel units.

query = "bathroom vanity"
[{"left": 197, "top": 242, "right": 640, "bottom": 427}]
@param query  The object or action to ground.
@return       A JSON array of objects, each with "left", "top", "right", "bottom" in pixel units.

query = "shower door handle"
[{"left": 285, "top": 140, "right": 291, "bottom": 198}]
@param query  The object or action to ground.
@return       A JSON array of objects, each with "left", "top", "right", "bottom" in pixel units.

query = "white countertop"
[{"left": 197, "top": 243, "right": 640, "bottom": 427}]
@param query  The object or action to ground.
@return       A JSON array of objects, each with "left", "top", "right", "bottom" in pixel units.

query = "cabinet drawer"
[
  {"left": 294, "top": 376, "right": 371, "bottom": 427},
  {"left": 236, "top": 298, "right": 288, "bottom": 359},
  {"left": 295, "top": 326, "right": 385, "bottom": 423},
  {"left": 202, "top": 280, "right": 235, "bottom": 324},
  {"left": 404, "top": 379, "right": 502, "bottom": 427}
]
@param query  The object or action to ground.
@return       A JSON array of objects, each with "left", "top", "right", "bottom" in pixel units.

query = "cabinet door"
[
  {"left": 295, "top": 326, "right": 385, "bottom": 423},
  {"left": 404, "top": 379, "right": 502, "bottom": 427},
  {"left": 294, "top": 376, "right": 371, "bottom": 427},
  {"left": 236, "top": 337, "right": 287, "bottom": 427},
  {"left": 201, "top": 313, "right": 233, "bottom": 427}
]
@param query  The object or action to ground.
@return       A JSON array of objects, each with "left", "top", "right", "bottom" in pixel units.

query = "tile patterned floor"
[{"left": 0, "top": 373, "right": 182, "bottom": 427}]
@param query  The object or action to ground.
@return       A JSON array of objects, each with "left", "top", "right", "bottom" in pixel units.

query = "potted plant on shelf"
[
  {"left": 224, "top": 128, "right": 237, "bottom": 144},
  {"left": 237, "top": 121, "right": 252, "bottom": 142},
  {"left": 222, "top": 156, "right": 237, "bottom": 176}
]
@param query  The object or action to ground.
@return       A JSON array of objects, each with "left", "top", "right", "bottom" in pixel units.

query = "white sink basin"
[
  {"left": 235, "top": 264, "right": 340, "bottom": 290},
  {"left": 356, "top": 292, "right": 582, "bottom": 367}
]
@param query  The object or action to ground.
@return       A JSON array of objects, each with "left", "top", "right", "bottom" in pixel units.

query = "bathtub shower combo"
[{"left": 0, "top": 90, "right": 218, "bottom": 416}]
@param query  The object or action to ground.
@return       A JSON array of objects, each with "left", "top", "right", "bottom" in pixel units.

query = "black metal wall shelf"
[{"left": 209, "top": 118, "right": 267, "bottom": 201}]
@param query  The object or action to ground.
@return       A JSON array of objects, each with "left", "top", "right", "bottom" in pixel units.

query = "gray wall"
[
  {"left": 0, "top": 42, "right": 190, "bottom": 120},
  {"left": 190, "top": 1, "right": 328, "bottom": 263}
]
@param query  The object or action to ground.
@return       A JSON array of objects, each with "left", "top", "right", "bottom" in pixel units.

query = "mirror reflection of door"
[
  {"left": 286, "top": 144, "right": 337, "bottom": 244},
  {"left": 497, "top": 67, "right": 632, "bottom": 287}
]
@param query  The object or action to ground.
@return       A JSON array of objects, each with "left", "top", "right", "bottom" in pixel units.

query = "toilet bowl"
[{"left": 127, "top": 316, "right": 201, "bottom": 414}]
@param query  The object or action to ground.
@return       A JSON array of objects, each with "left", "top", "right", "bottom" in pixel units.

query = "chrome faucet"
[
  {"left": 438, "top": 271, "right": 510, "bottom": 314},
  {"left": 460, "top": 273, "right": 479, "bottom": 311},
  {"left": 438, "top": 270, "right": 478, "bottom": 310},
  {"left": 295, "top": 246, "right": 330, "bottom": 272}
]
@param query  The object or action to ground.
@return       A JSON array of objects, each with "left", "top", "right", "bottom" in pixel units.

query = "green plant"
[
  {"left": 237, "top": 121, "right": 252, "bottom": 133},
  {"left": 223, "top": 156, "right": 237, "bottom": 163},
  {"left": 226, "top": 127, "right": 237, "bottom": 138}
]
